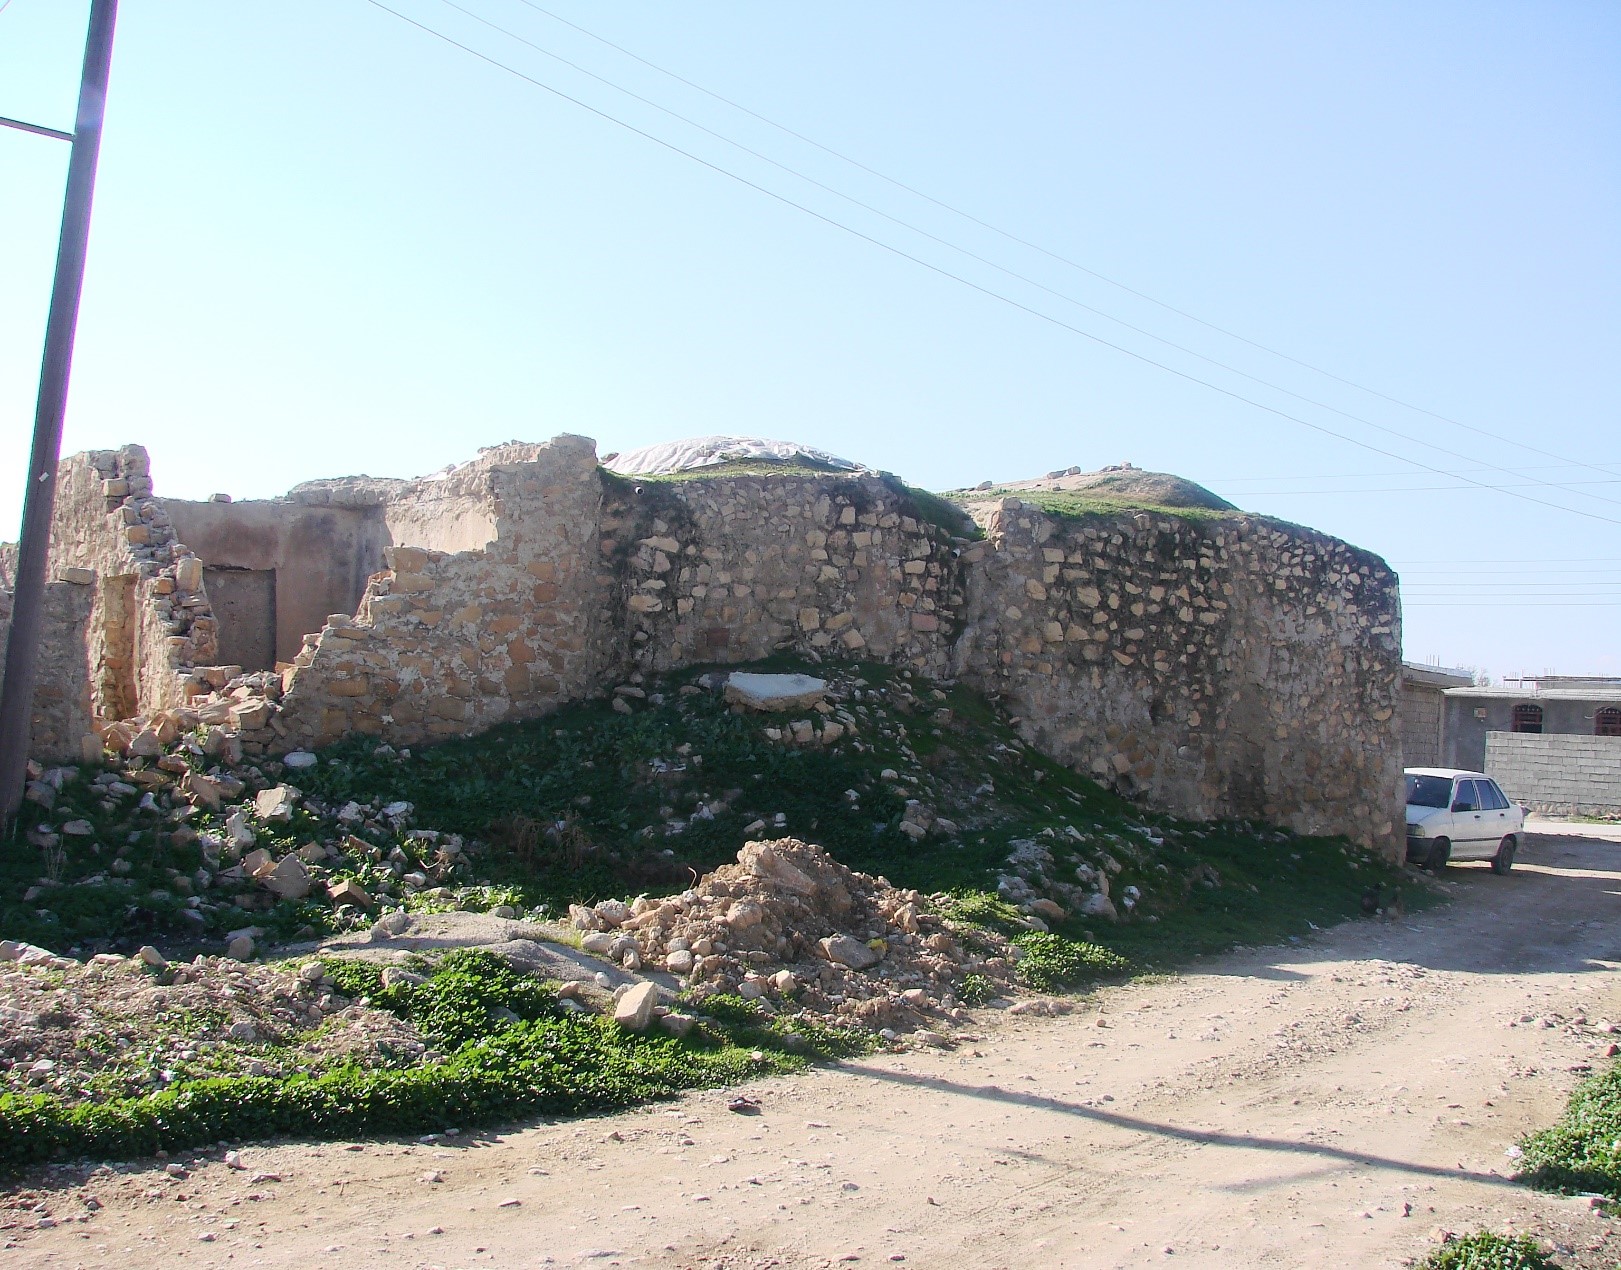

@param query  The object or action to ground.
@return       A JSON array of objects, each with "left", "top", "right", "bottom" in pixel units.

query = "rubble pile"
[
  {"left": 0, "top": 940, "right": 422, "bottom": 1102},
  {"left": 572, "top": 838, "right": 1018, "bottom": 1034}
]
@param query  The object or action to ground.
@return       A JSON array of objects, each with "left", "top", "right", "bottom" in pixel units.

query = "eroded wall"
[
  {"left": 958, "top": 499, "right": 1401, "bottom": 852},
  {"left": 26, "top": 435, "right": 1404, "bottom": 853},
  {"left": 0, "top": 578, "right": 96, "bottom": 763},
  {"left": 166, "top": 497, "right": 390, "bottom": 666}
]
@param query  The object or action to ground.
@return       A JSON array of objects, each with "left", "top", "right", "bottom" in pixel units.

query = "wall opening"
[
  {"left": 1597, "top": 706, "right": 1621, "bottom": 738},
  {"left": 204, "top": 567, "right": 277, "bottom": 671},
  {"left": 95, "top": 575, "right": 138, "bottom": 720},
  {"left": 1511, "top": 703, "right": 1544, "bottom": 734}
]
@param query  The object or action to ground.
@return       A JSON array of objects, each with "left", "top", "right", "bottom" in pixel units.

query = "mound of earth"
[
  {"left": 571, "top": 838, "right": 1017, "bottom": 1035},
  {"left": 603, "top": 436, "right": 863, "bottom": 477},
  {"left": 0, "top": 942, "right": 421, "bottom": 1103},
  {"left": 981, "top": 463, "right": 1235, "bottom": 511}
]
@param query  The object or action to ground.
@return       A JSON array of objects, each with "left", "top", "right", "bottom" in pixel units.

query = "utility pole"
[{"left": 0, "top": 0, "right": 120, "bottom": 828}]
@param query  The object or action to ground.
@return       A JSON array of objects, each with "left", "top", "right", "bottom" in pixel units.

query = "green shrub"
[
  {"left": 1418, "top": 1231, "right": 1561, "bottom": 1270},
  {"left": 1012, "top": 933, "right": 1129, "bottom": 993}
]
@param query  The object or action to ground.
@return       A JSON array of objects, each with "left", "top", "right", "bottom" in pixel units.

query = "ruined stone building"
[{"left": 0, "top": 435, "right": 1404, "bottom": 854}]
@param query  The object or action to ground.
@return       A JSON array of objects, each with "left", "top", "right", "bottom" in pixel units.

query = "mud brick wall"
[{"left": 959, "top": 499, "right": 1402, "bottom": 853}]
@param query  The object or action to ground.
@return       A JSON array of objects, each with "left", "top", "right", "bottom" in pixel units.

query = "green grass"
[
  {"left": 1518, "top": 1059, "right": 1621, "bottom": 1199},
  {"left": 1417, "top": 1232, "right": 1561, "bottom": 1270},
  {"left": 0, "top": 949, "right": 861, "bottom": 1177},
  {"left": 952, "top": 487, "right": 1235, "bottom": 528}
]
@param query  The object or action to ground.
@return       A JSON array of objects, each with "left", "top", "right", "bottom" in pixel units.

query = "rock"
[
  {"left": 228, "top": 1020, "right": 258, "bottom": 1042},
  {"left": 240, "top": 848, "right": 274, "bottom": 877},
  {"left": 741, "top": 843, "right": 817, "bottom": 895},
  {"left": 225, "top": 812, "right": 256, "bottom": 848},
  {"left": 492, "top": 904, "right": 519, "bottom": 919},
  {"left": 1079, "top": 893, "right": 1118, "bottom": 921},
  {"left": 381, "top": 966, "right": 426, "bottom": 989},
  {"left": 723, "top": 672, "right": 828, "bottom": 713},
  {"left": 613, "top": 981, "right": 660, "bottom": 1031},
  {"left": 283, "top": 751, "right": 318, "bottom": 769},
  {"left": 299, "top": 961, "right": 326, "bottom": 983},
  {"left": 327, "top": 878, "right": 373, "bottom": 908},
  {"left": 0, "top": 940, "right": 19, "bottom": 963},
  {"left": 61, "top": 819, "right": 95, "bottom": 836},
  {"left": 371, "top": 909, "right": 411, "bottom": 939},
  {"left": 226, "top": 934, "right": 255, "bottom": 961},
  {"left": 262, "top": 855, "right": 312, "bottom": 901},
  {"left": 580, "top": 931, "right": 615, "bottom": 955},
  {"left": 913, "top": 1029, "right": 950, "bottom": 1048},
  {"left": 569, "top": 904, "right": 602, "bottom": 931},
  {"left": 254, "top": 786, "right": 297, "bottom": 821},
  {"left": 773, "top": 970, "right": 798, "bottom": 994},
  {"left": 1026, "top": 898, "right": 1067, "bottom": 923},
  {"left": 594, "top": 899, "right": 632, "bottom": 928},
  {"left": 138, "top": 945, "right": 167, "bottom": 968},
  {"left": 820, "top": 934, "right": 881, "bottom": 971},
  {"left": 659, "top": 1012, "right": 697, "bottom": 1039},
  {"left": 665, "top": 949, "right": 695, "bottom": 974}
]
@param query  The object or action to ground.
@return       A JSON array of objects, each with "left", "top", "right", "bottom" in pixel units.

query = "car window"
[
  {"left": 1484, "top": 780, "right": 1511, "bottom": 810},
  {"left": 1406, "top": 774, "right": 1451, "bottom": 808},
  {"left": 1451, "top": 781, "right": 1479, "bottom": 812}
]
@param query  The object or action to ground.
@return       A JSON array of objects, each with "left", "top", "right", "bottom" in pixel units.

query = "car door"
[
  {"left": 1483, "top": 778, "right": 1521, "bottom": 837},
  {"left": 1449, "top": 779, "right": 1489, "bottom": 856}
]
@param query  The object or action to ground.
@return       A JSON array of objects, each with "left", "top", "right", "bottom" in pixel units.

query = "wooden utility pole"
[{"left": 0, "top": 0, "right": 120, "bottom": 828}]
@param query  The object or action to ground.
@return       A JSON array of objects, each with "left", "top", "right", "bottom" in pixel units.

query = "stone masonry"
[{"left": 11, "top": 435, "right": 1405, "bottom": 854}]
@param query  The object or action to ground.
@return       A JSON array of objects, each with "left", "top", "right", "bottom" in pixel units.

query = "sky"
[{"left": 1, "top": 1, "right": 1616, "bottom": 681}]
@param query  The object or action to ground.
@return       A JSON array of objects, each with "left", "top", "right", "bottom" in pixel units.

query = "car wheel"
[
  {"left": 1425, "top": 838, "right": 1451, "bottom": 872},
  {"left": 1491, "top": 835, "right": 1517, "bottom": 875}
]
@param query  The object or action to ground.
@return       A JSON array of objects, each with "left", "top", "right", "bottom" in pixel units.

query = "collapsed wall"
[
  {"left": 17, "top": 434, "right": 1403, "bottom": 854},
  {"left": 959, "top": 499, "right": 1401, "bottom": 848}
]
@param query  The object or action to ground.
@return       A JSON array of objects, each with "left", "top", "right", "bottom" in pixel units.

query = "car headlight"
[{"left": 1407, "top": 823, "right": 1426, "bottom": 837}]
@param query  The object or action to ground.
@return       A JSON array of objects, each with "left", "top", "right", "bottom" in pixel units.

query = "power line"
[
  {"left": 512, "top": 0, "right": 1621, "bottom": 488},
  {"left": 360, "top": 0, "right": 1621, "bottom": 530},
  {"left": 1391, "top": 557, "right": 1621, "bottom": 565},
  {"left": 421, "top": 0, "right": 1621, "bottom": 515},
  {"left": 1228, "top": 480, "right": 1621, "bottom": 497}
]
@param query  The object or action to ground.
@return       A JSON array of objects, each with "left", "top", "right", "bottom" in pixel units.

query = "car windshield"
[{"left": 1406, "top": 774, "right": 1453, "bottom": 808}]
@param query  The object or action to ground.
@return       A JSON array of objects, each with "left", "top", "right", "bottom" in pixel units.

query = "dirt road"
[{"left": 13, "top": 823, "right": 1621, "bottom": 1269}]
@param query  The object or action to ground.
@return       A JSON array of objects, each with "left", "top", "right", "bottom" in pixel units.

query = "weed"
[
  {"left": 1417, "top": 1231, "right": 1561, "bottom": 1269},
  {"left": 1518, "top": 1059, "right": 1621, "bottom": 1199},
  {"left": 1011, "top": 933, "right": 1129, "bottom": 993}
]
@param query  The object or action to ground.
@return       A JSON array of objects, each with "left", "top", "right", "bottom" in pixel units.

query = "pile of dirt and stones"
[
  {"left": 570, "top": 837, "right": 1019, "bottom": 1037},
  {"left": 0, "top": 938, "right": 423, "bottom": 1103}
]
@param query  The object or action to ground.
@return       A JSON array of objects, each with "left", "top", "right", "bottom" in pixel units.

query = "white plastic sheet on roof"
[{"left": 603, "top": 436, "right": 863, "bottom": 476}]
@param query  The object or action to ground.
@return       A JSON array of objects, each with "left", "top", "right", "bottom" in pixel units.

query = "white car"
[{"left": 1404, "top": 767, "right": 1526, "bottom": 873}]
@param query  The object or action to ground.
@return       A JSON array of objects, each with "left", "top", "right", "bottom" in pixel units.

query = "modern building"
[
  {"left": 1442, "top": 676, "right": 1621, "bottom": 817},
  {"left": 1398, "top": 661, "right": 1473, "bottom": 767}
]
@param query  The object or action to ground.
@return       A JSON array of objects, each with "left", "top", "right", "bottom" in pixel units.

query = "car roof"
[{"left": 1405, "top": 767, "right": 1490, "bottom": 780}]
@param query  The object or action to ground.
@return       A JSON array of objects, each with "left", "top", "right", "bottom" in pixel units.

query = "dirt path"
[{"left": 13, "top": 825, "right": 1621, "bottom": 1269}]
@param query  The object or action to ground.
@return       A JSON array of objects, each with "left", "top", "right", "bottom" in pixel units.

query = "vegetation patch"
[
  {"left": 1518, "top": 1059, "right": 1621, "bottom": 1199},
  {"left": 1417, "top": 1231, "right": 1562, "bottom": 1270},
  {"left": 1010, "top": 932, "right": 1129, "bottom": 993},
  {"left": 0, "top": 949, "right": 831, "bottom": 1177}
]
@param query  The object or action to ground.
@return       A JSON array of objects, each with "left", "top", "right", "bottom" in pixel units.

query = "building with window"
[
  {"left": 1440, "top": 676, "right": 1621, "bottom": 817},
  {"left": 1399, "top": 662, "right": 1473, "bottom": 767}
]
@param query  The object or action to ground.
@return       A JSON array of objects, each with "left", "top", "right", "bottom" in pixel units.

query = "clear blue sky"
[{"left": 3, "top": 1, "right": 1617, "bottom": 680}]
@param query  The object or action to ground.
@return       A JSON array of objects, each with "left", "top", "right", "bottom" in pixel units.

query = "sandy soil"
[{"left": 11, "top": 823, "right": 1621, "bottom": 1269}]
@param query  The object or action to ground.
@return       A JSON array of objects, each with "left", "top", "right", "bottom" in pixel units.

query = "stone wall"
[
  {"left": 45, "top": 447, "right": 217, "bottom": 720},
  {"left": 958, "top": 499, "right": 1402, "bottom": 852},
  {"left": 166, "top": 497, "right": 390, "bottom": 666},
  {"left": 19, "top": 434, "right": 1405, "bottom": 853},
  {"left": 262, "top": 436, "right": 608, "bottom": 751},
  {"left": 1485, "top": 731, "right": 1621, "bottom": 817},
  {"left": 0, "top": 576, "right": 97, "bottom": 763},
  {"left": 599, "top": 471, "right": 973, "bottom": 678}
]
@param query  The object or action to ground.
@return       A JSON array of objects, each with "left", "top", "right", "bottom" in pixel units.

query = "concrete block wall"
[{"left": 1486, "top": 731, "right": 1621, "bottom": 816}]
